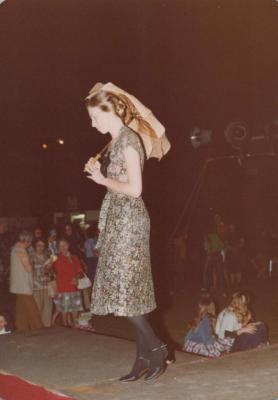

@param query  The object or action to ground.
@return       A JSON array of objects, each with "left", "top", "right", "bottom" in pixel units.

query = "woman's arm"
[
  {"left": 225, "top": 324, "right": 257, "bottom": 338},
  {"left": 18, "top": 251, "right": 32, "bottom": 272},
  {"left": 73, "top": 256, "right": 84, "bottom": 278},
  {"left": 86, "top": 146, "right": 142, "bottom": 198}
]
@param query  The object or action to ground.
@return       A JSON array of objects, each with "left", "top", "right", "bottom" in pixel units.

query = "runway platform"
[{"left": 1, "top": 327, "right": 278, "bottom": 400}]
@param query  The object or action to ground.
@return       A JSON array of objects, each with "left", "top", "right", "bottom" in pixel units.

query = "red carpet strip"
[{"left": 0, "top": 372, "right": 74, "bottom": 400}]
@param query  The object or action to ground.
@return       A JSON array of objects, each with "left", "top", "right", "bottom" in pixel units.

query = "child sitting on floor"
[
  {"left": 183, "top": 294, "right": 231, "bottom": 358},
  {"left": 215, "top": 291, "right": 268, "bottom": 352},
  {"left": 0, "top": 313, "right": 11, "bottom": 335}
]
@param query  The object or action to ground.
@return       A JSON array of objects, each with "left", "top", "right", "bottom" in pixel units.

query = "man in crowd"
[{"left": 63, "top": 223, "right": 83, "bottom": 257}]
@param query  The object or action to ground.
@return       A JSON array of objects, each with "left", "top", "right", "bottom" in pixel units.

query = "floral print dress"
[{"left": 91, "top": 125, "right": 157, "bottom": 317}]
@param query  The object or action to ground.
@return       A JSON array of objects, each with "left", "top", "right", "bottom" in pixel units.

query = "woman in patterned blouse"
[{"left": 84, "top": 88, "right": 168, "bottom": 382}]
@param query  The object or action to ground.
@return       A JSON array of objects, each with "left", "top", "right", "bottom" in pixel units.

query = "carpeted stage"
[{"left": 1, "top": 327, "right": 278, "bottom": 400}]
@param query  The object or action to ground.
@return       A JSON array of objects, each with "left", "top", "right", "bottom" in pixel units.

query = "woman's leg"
[
  {"left": 119, "top": 321, "right": 150, "bottom": 382},
  {"left": 72, "top": 311, "right": 78, "bottom": 326},
  {"left": 52, "top": 303, "right": 59, "bottom": 326},
  {"left": 231, "top": 323, "right": 268, "bottom": 352},
  {"left": 128, "top": 315, "right": 162, "bottom": 350},
  {"left": 62, "top": 312, "right": 68, "bottom": 326},
  {"left": 126, "top": 315, "right": 168, "bottom": 381},
  {"left": 67, "top": 312, "right": 75, "bottom": 326}
]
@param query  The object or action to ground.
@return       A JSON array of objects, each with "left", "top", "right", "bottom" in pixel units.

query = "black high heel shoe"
[
  {"left": 119, "top": 357, "right": 150, "bottom": 383},
  {"left": 144, "top": 344, "right": 168, "bottom": 382}
]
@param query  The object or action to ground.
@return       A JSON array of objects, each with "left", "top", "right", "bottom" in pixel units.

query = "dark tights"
[
  {"left": 125, "top": 315, "right": 165, "bottom": 374},
  {"left": 127, "top": 315, "right": 162, "bottom": 356}
]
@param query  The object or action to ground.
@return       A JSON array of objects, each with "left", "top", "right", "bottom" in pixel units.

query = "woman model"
[{"left": 84, "top": 82, "right": 170, "bottom": 382}]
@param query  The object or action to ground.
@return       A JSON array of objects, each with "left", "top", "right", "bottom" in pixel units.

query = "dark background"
[{"left": 1, "top": 0, "right": 278, "bottom": 238}]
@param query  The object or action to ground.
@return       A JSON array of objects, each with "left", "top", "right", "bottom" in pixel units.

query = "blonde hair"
[
  {"left": 190, "top": 298, "right": 216, "bottom": 331},
  {"left": 85, "top": 90, "right": 157, "bottom": 139},
  {"left": 227, "top": 292, "right": 250, "bottom": 324},
  {"left": 19, "top": 230, "right": 32, "bottom": 244}
]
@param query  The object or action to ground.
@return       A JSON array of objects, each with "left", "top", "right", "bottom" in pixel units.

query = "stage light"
[
  {"left": 190, "top": 127, "right": 212, "bottom": 149},
  {"left": 42, "top": 143, "right": 48, "bottom": 149},
  {"left": 224, "top": 120, "right": 249, "bottom": 149},
  {"left": 57, "top": 138, "right": 64, "bottom": 145}
]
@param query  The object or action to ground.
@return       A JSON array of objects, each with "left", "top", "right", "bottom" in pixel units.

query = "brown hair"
[
  {"left": 190, "top": 298, "right": 216, "bottom": 332},
  {"left": 85, "top": 90, "right": 157, "bottom": 139}
]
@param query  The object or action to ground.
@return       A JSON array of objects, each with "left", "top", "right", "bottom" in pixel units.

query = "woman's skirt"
[
  {"left": 91, "top": 192, "right": 157, "bottom": 317},
  {"left": 183, "top": 337, "right": 233, "bottom": 358},
  {"left": 55, "top": 291, "right": 83, "bottom": 313}
]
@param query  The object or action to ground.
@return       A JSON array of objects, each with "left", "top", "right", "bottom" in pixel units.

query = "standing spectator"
[
  {"left": 29, "top": 227, "right": 45, "bottom": 256},
  {"left": 48, "top": 229, "right": 59, "bottom": 256},
  {"left": 31, "top": 239, "right": 53, "bottom": 327},
  {"left": 204, "top": 229, "right": 225, "bottom": 292},
  {"left": 9, "top": 231, "right": 43, "bottom": 332},
  {"left": 54, "top": 239, "right": 83, "bottom": 327},
  {"left": 63, "top": 224, "right": 83, "bottom": 257},
  {"left": 214, "top": 214, "right": 228, "bottom": 241},
  {"left": 33, "top": 227, "right": 44, "bottom": 241},
  {"left": 84, "top": 226, "right": 98, "bottom": 284},
  {"left": 225, "top": 224, "right": 246, "bottom": 287}
]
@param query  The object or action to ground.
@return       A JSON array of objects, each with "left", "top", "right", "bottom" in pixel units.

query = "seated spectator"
[
  {"left": 9, "top": 231, "right": 43, "bottom": 332},
  {"left": 0, "top": 313, "right": 11, "bottom": 335},
  {"left": 31, "top": 239, "right": 54, "bottom": 327},
  {"left": 183, "top": 294, "right": 231, "bottom": 358},
  {"left": 54, "top": 239, "right": 83, "bottom": 327},
  {"left": 215, "top": 291, "right": 268, "bottom": 352}
]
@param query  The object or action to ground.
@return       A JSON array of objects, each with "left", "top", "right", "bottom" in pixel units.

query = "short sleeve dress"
[{"left": 90, "top": 125, "right": 157, "bottom": 317}]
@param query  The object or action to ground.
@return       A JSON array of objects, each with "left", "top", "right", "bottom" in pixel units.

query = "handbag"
[
  {"left": 77, "top": 273, "right": 92, "bottom": 290},
  {"left": 47, "top": 280, "right": 58, "bottom": 298}
]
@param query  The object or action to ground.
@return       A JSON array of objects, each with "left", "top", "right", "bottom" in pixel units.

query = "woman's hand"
[
  {"left": 44, "top": 258, "right": 54, "bottom": 272},
  {"left": 84, "top": 160, "right": 106, "bottom": 186},
  {"left": 238, "top": 323, "right": 257, "bottom": 335}
]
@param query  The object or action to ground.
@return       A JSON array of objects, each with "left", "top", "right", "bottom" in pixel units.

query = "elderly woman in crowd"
[
  {"left": 31, "top": 239, "right": 53, "bottom": 327},
  {"left": 10, "top": 231, "right": 42, "bottom": 332},
  {"left": 54, "top": 238, "right": 83, "bottom": 327}
]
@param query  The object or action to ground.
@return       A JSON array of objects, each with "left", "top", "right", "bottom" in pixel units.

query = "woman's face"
[
  {"left": 59, "top": 240, "right": 69, "bottom": 254},
  {"left": 88, "top": 106, "right": 112, "bottom": 134},
  {"left": 35, "top": 241, "right": 45, "bottom": 254}
]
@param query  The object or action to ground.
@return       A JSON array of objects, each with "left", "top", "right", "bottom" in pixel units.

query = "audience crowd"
[
  {"left": 0, "top": 214, "right": 273, "bottom": 358},
  {"left": 0, "top": 222, "right": 98, "bottom": 334}
]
